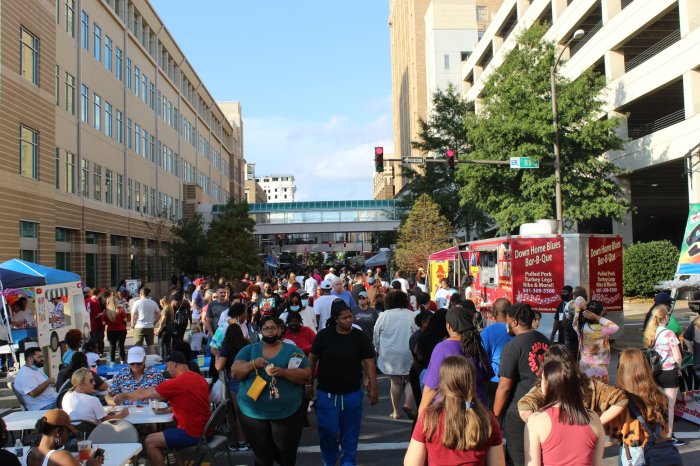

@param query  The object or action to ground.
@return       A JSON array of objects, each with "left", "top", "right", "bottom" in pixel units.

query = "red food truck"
[{"left": 428, "top": 230, "right": 624, "bottom": 338}]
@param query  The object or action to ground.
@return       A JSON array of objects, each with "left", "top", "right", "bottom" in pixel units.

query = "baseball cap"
[
  {"left": 367, "top": 277, "right": 376, "bottom": 284},
  {"left": 654, "top": 291, "right": 672, "bottom": 306},
  {"left": 127, "top": 346, "right": 146, "bottom": 364},
  {"left": 320, "top": 280, "right": 332, "bottom": 290},
  {"left": 166, "top": 351, "right": 187, "bottom": 365},
  {"left": 193, "top": 278, "right": 204, "bottom": 286},
  {"left": 43, "top": 409, "right": 78, "bottom": 433},
  {"left": 358, "top": 291, "right": 368, "bottom": 298}
]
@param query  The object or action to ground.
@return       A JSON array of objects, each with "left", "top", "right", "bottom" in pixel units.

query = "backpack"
[
  {"left": 628, "top": 400, "right": 683, "bottom": 466},
  {"left": 644, "top": 330, "right": 663, "bottom": 378},
  {"left": 173, "top": 303, "right": 189, "bottom": 328}
]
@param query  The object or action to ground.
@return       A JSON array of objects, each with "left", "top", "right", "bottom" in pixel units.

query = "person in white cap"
[
  {"left": 324, "top": 267, "right": 338, "bottom": 283},
  {"left": 314, "top": 280, "right": 336, "bottom": 329},
  {"left": 107, "top": 346, "right": 164, "bottom": 405}
]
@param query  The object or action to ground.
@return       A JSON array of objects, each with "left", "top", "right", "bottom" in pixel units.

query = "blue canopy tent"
[{"left": 0, "top": 260, "right": 81, "bottom": 347}]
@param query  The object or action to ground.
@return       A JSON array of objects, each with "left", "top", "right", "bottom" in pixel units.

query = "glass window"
[
  {"left": 93, "top": 23, "right": 101, "bottom": 61},
  {"left": 20, "top": 28, "right": 39, "bottom": 85},
  {"left": 65, "top": 0, "right": 75, "bottom": 37},
  {"left": 64, "top": 72, "right": 75, "bottom": 114},
  {"left": 80, "top": 10, "right": 89, "bottom": 50},
  {"left": 116, "top": 47, "right": 122, "bottom": 80},
  {"left": 105, "top": 36, "right": 112, "bottom": 71},
  {"left": 65, "top": 152, "right": 76, "bottom": 194},
  {"left": 141, "top": 74, "right": 147, "bottom": 103},
  {"left": 81, "top": 159, "right": 89, "bottom": 197},
  {"left": 54, "top": 147, "right": 60, "bottom": 189},
  {"left": 127, "top": 178, "right": 132, "bottom": 209},
  {"left": 80, "top": 84, "right": 88, "bottom": 123},
  {"left": 56, "top": 252, "right": 72, "bottom": 272},
  {"left": 134, "top": 124, "right": 141, "bottom": 155},
  {"left": 55, "top": 65, "right": 60, "bottom": 105},
  {"left": 476, "top": 6, "right": 487, "bottom": 22},
  {"left": 55, "top": 227, "right": 70, "bottom": 242},
  {"left": 126, "top": 58, "right": 131, "bottom": 89},
  {"left": 105, "top": 101, "right": 112, "bottom": 137},
  {"left": 116, "top": 174, "right": 123, "bottom": 207},
  {"left": 20, "top": 125, "right": 38, "bottom": 179},
  {"left": 20, "top": 250, "right": 37, "bottom": 263},
  {"left": 20, "top": 221, "right": 38, "bottom": 238},
  {"left": 93, "top": 164, "right": 102, "bottom": 201},
  {"left": 116, "top": 110, "right": 123, "bottom": 143},
  {"left": 134, "top": 66, "right": 140, "bottom": 97},
  {"left": 93, "top": 93, "right": 101, "bottom": 131},
  {"left": 126, "top": 118, "right": 132, "bottom": 149},
  {"left": 105, "top": 169, "right": 113, "bottom": 204}
]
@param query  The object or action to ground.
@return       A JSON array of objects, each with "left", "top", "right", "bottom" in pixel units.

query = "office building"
[
  {"left": 255, "top": 174, "right": 297, "bottom": 203},
  {"left": 461, "top": 0, "right": 700, "bottom": 243},
  {"left": 383, "top": 0, "right": 503, "bottom": 198},
  {"left": 0, "top": 0, "right": 244, "bottom": 288}
]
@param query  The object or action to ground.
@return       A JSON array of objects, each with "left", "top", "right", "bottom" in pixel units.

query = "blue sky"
[{"left": 150, "top": 0, "right": 394, "bottom": 201}]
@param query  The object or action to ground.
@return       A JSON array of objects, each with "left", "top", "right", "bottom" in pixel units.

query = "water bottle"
[
  {"left": 105, "top": 352, "right": 113, "bottom": 369},
  {"left": 14, "top": 439, "right": 23, "bottom": 457}
]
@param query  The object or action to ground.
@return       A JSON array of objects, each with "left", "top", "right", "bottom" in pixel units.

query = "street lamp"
[{"left": 551, "top": 29, "right": 584, "bottom": 234}]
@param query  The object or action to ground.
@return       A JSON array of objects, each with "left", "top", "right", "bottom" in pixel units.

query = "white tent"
[{"left": 365, "top": 251, "right": 387, "bottom": 268}]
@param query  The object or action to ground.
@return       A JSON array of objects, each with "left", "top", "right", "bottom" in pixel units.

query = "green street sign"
[{"left": 509, "top": 157, "right": 539, "bottom": 169}]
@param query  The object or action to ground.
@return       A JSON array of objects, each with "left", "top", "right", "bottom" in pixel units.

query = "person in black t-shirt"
[
  {"left": 493, "top": 302, "right": 549, "bottom": 466},
  {"left": 550, "top": 286, "right": 572, "bottom": 343},
  {"left": 309, "top": 299, "right": 378, "bottom": 466}
]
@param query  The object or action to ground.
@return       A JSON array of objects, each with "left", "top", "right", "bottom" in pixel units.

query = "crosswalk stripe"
[{"left": 297, "top": 442, "right": 409, "bottom": 453}]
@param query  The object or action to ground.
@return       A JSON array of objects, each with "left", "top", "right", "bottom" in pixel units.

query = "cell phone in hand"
[{"left": 92, "top": 447, "right": 105, "bottom": 460}]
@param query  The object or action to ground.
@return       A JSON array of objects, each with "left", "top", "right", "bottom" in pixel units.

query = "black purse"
[
  {"left": 628, "top": 400, "right": 683, "bottom": 466},
  {"left": 644, "top": 332, "right": 663, "bottom": 378}
]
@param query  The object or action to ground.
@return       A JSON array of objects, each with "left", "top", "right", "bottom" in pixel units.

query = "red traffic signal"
[
  {"left": 328, "top": 241, "right": 332, "bottom": 248},
  {"left": 446, "top": 149, "right": 455, "bottom": 172},
  {"left": 343, "top": 241, "right": 348, "bottom": 247},
  {"left": 374, "top": 146, "right": 384, "bottom": 173}
]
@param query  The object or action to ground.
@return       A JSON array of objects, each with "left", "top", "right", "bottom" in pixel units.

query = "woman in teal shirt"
[{"left": 232, "top": 316, "right": 310, "bottom": 466}]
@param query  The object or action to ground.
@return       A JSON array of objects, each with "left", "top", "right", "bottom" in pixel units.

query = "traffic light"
[
  {"left": 446, "top": 149, "right": 455, "bottom": 174},
  {"left": 343, "top": 240, "right": 347, "bottom": 248},
  {"left": 328, "top": 241, "right": 332, "bottom": 248},
  {"left": 374, "top": 147, "right": 384, "bottom": 173}
]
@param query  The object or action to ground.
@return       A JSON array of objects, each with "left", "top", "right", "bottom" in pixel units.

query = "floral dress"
[{"left": 574, "top": 317, "right": 619, "bottom": 383}]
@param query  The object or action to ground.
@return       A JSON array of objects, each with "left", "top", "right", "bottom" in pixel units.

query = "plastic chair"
[
  {"left": 88, "top": 418, "right": 139, "bottom": 444},
  {"left": 176, "top": 399, "right": 232, "bottom": 464},
  {"left": 56, "top": 390, "right": 67, "bottom": 409},
  {"left": 8, "top": 381, "right": 28, "bottom": 411}
]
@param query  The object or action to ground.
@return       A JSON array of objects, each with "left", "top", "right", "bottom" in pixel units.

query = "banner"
[
  {"left": 511, "top": 238, "right": 564, "bottom": 313},
  {"left": 429, "top": 260, "right": 449, "bottom": 300},
  {"left": 677, "top": 203, "right": 700, "bottom": 274},
  {"left": 588, "top": 237, "right": 623, "bottom": 312}
]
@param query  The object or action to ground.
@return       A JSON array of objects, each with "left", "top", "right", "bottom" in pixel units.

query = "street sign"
[
  {"left": 510, "top": 157, "right": 540, "bottom": 169},
  {"left": 402, "top": 157, "right": 424, "bottom": 164}
]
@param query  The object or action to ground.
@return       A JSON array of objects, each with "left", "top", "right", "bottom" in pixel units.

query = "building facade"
[
  {"left": 0, "top": 0, "right": 244, "bottom": 289},
  {"left": 461, "top": 0, "right": 700, "bottom": 244},
  {"left": 255, "top": 174, "right": 297, "bottom": 203},
  {"left": 384, "top": 0, "right": 503, "bottom": 199}
]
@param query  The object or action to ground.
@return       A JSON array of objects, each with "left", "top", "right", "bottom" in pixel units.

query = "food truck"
[
  {"left": 428, "top": 222, "right": 624, "bottom": 339},
  {"left": 0, "top": 259, "right": 90, "bottom": 377}
]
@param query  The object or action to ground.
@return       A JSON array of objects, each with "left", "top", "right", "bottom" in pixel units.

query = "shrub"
[{"left": 623, "top": 240, "right": 679, "bottom": 297}]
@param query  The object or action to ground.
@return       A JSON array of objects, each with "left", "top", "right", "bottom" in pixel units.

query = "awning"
[
  {"left": 0, "top": 259, "right": 81, "bottom": 285},
  {"left": 429, "top": 246, "right": 458, "bottom": 261},
  {"left": 365, "top": 251, "right": 387, "bottom": 267},
  {"left": 45, "top": 287, "right": 69, "bottom": 300}
]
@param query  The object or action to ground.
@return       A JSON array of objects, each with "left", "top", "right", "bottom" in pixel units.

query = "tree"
[
  {"left": 394, "top": 194, "right": 452, "bottom": 273},
  {"left": 170, "top": 213, "right": 208, "bottom": 276},
  {"left": 459, "top": 24, "right": 632, "bottom": 233},
  {"left": 409, "top": 85, "right": 491, "bottom": 238},
  {"left": 205, "top": 199, "right": 260, "bottom": 278}
]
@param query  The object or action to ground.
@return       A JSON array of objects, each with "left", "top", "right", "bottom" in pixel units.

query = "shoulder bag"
[
  {"left": 626, "top": 399, "right": 683, "bottom": 466},
  {"left": 644, "top": 331, "right": 663, "bottom": 378}
]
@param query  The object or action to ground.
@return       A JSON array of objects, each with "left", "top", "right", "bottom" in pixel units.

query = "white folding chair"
[{"left": 88, "top": 418, "right": 139, "bottom": 444}]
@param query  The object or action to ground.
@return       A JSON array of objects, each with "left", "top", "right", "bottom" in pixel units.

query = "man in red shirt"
[
  {"left": 113, "top": 351, "right": 211, "bottom": 464},
  {"left": 85, "top": 288, "right": 105, "bottom": 353}
]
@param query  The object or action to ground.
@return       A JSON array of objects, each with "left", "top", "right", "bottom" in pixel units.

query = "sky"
[{"left": 150, "top": 0, "right": 394, "bottom": 201}]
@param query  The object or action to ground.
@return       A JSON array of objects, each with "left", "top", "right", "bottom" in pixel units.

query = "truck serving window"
[{"left": 479, "top": 250, "right": 498, "bottom": 286}]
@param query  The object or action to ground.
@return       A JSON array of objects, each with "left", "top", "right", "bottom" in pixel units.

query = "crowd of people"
[{"left": 6, "top": 266, "right": 696, "bottom": 465}]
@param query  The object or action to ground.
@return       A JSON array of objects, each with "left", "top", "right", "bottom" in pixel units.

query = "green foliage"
[
  {"left": 409, "top": 85, "right": 491, "bottom": 237},
  {"left": 394, "top": 194, "right": 452, "bottom": 273},
  {"left": 205, "top": 199, "right": 260, "bottom": 278},
  {"left": 306, "top": 252, "right": 324, "bottom": 268},
  {"left": 623, "top": 240, "right": 679, "bottom": 297},
  {"left": 458, "top": 24, "right": 631, "bottom": 233},
  {"left": 169, "top": 213, "right": 208, "bottom": 276},
  {"left": 371, "top": 230, "right": 398, "bottom": 251}
]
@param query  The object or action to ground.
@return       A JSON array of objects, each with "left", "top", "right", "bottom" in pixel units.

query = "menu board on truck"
[
  {"left": 511, "top": 237, "right": 564, "bottom": 313},
  {"left": 588, "top": 236, "right": 623, "bottom": 312}
]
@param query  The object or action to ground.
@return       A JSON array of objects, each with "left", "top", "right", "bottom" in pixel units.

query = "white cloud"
[{"left": 244, "top": 101, "right": 394, "bottom": 202}]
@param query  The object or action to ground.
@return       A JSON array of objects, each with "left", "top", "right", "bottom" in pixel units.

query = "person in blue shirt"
[{"left": 480, "top": 297, "right": 513, "bottom": 411}]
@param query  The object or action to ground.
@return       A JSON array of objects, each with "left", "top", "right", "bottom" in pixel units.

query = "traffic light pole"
[{"left": 383, "top": 158, "right": 512, "bottom": 165}]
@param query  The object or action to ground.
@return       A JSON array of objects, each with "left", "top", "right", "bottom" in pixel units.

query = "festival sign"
[
  {"left": 429, "top": 260, "right": 449, "bottom": 299},
  {"left": 677, "top": 203, "right": 700, "bottom": 275},
  {"left": 511, "top": 237, "right": 564, "bottom": 313},
  {"left": 588, "top": 236, "right": 623, "bottom": 312}
]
